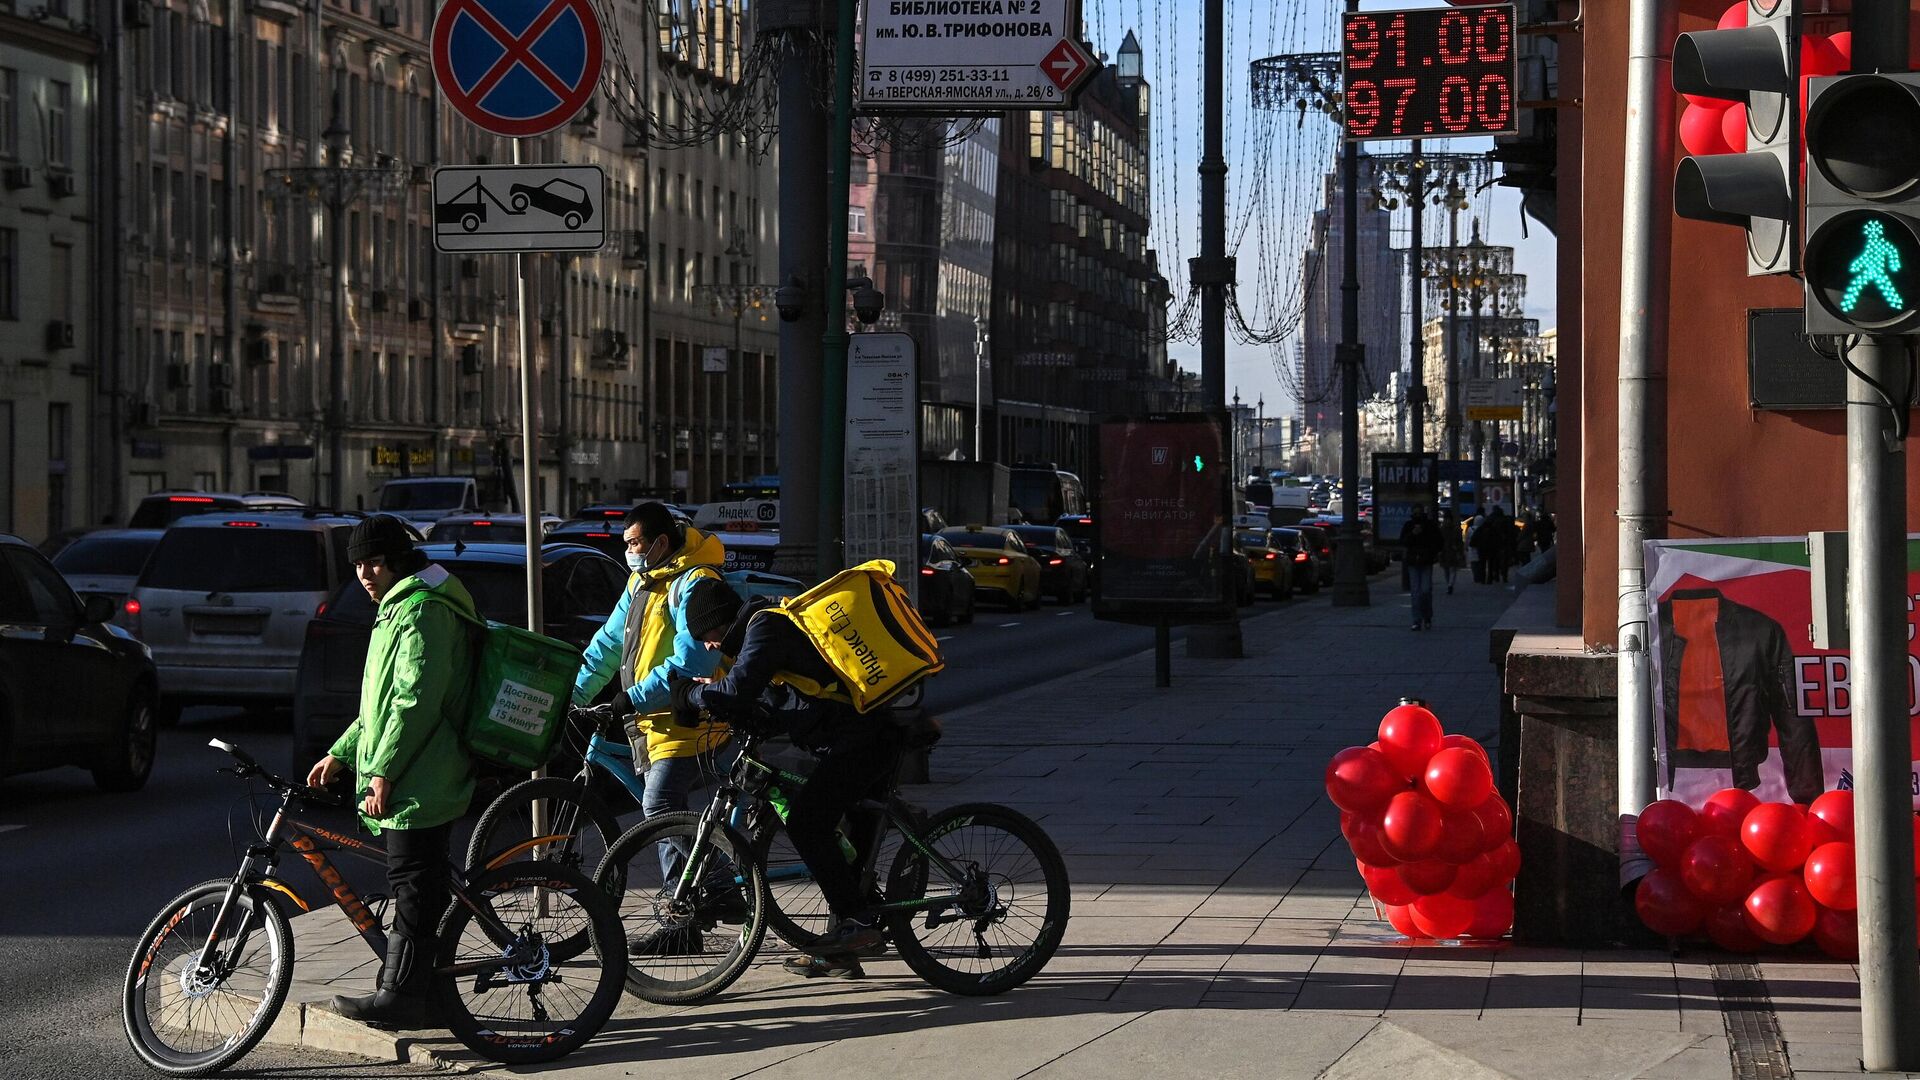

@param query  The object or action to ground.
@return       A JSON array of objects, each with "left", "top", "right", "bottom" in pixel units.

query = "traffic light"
[
  {"left": 1802, "top": 74, "right": 1920, "bottom": 334},
  {"left": 1672, "top": 0, "right": 1799, "bottom": 275}
]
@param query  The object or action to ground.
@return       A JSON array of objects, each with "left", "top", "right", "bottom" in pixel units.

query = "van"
[{"left": 126, "top": 512, "right": 362, "bottom": 723}]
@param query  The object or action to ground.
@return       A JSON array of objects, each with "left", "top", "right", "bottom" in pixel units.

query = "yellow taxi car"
[
  {"left": 938, "top": 525, "right": 1042, "bottom": 611},
  {"left": 1236, "top": 526, "right": 1293, "bottom": 600}
]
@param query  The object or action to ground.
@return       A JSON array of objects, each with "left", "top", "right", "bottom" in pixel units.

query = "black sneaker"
[
  {"left": 628, "top": 924, "right": 705, "bottom": 957},
  {"left": 813, "top": 916, "right": 884, "bottom": 957},
  {"left": 784, "top": 955, "right": 866, "bottom": 979}
]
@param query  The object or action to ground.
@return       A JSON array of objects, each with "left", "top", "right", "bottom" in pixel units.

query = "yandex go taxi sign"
[{"left": 861, "top": 0, "right": 1098, "bottom": 111}]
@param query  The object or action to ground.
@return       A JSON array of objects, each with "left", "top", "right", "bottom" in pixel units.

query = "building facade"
[
  {"left": 1299, "top": 156, "right": 1402, "bottom": 437},
  {"left": 0, "top": 0, "right": 95, "bottom": 539},
  {"left": 986, "top": 29, "right": 1172, "bottom": 478},
  {"left": 98, "top": 0, "right": 774, "bottom": 520}
]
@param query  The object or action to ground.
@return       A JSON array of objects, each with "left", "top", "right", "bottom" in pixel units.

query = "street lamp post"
[{"left": 267, "top": 92, "right": 406, "bottom": 509}]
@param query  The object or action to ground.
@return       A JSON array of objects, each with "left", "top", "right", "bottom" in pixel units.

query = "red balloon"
[
  {"left": 1346, "top": 815, "right": 1400, "bottom": 867},
  {"left": 1635, "top": 869, "right": 1707, "bottom": 936},
  {"left": 1637, "top": 800, "right": 1701, "bottom": 870},
  {"left": 1719, "top": 102, "right": 1747, "bottom": 155},
  {"left": 1440, "top": 733, "right": 1490, "bottom": 765},
  {"left": 1813, "top": 904, "right": 1859, "bottom": 961},
  {"left": 1804, "top": 841, "right": 1856, "bottom": 911},
  {"left": 1378, "top": 704, "right": 1444, "bottom": 780},
  {"left": 1326, "top": 746, "right": 1408, "bottom": 814},
  {"left": 1742, "top": 803, "right": 1813, "bottom": 873},
  {"left": 1681, "top": 104, "right": 1737, "bottom": 156},
  {"left": 1381, "top": 790, "right": 1446, "bottom": 861},
  {"left": 1424, "top": 748, "right": 1495, "bottom": 810},
  {"left": 1361, "top": 861, "right": 1417, "bottom": 906},
  {"left": 1744, "top": 875, "right": 1818, "bottom": 945},
  {"left": 1433, "top": 809, "right": 1487, "bottom": 865},
  {"left": 1679, "top": 834, "right": 1755, "bottom": 906},
  {"left": 1472, "top": 795, "right": 1514, "bottom": 847},
  {"left": 1463, "top": 887, "right": 1514, "bottom": 939},
  {"left": 1700, "top": 789, "right": 1761, "bottom": 841},
  {"left": 1411, "top": 893, "right": 1477, "bottom": 939},
  {"left": 1487, "top": 839, "right": 1522, "bottom": 885},
  {"left": 1398, "top": 858, "right": 1459, "bottom": 896},
  {"left": 1705, "top": 904, "right": 1766, "bottom": 952},
  {"left": 1448, "top": 848, "right": 1507, "bottom": 899},
  {"left": 1383, "top": 902, "right": 1422, "bottom": 938},
  {"left": 1807, "top": 790, "right": 1853, "bottom": 845}
]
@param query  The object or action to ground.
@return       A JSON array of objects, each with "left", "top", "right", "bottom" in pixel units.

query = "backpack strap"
[{"left": 379, "top": 590, "right": 482, "bottom": 789}]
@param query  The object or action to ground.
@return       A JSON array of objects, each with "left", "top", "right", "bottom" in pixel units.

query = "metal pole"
[
  {"left": 1188, "top": 0, "right": 1244, "bottom": 656},
  {"left": 974, "top": 316, "right": 984, "bottom": 461},
  {"left": 1332, "top": 0, "right": 1369, "bottom": 607},
  {"left": 1445, "top": 194, "right": 1461, "bottom": 480},
  {"left": 815, "top": 0, "right": 857, "bottom": 582},
  {"left": 1470, "top": 232, "right": 1484, "bottom": 474},
  {"left": 773, "top": 25, "right": 827, "bottom": 579},
  {"left": 328, "top": 191, "right": 346, "bottom": 509},
  {"left": 1848, "top": 3, "right": 1920, "bottom": 1066},
  {"left": 1409, "top": 142, "right": 1426, "bottom": 457},
  {"left": 1615, "top": 0, "right": 1672, "bottom": 886},
  {"left": 512, "top": 138, "right": 542, "bottom": 635}
]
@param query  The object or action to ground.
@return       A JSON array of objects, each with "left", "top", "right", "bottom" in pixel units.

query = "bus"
[{"left": 1008, "top": 465, "right": 1088, "bottom": 525}]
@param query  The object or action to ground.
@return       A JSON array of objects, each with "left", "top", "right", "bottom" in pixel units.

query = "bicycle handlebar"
[{"left": 208, "top": 738, "right": 350, "bottom": 808}]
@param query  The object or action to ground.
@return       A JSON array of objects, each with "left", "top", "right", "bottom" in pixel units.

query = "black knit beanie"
[
  {"left": 348, "top": 514, "right": 417, "bottom": 565},
  {"left": 683, "top": 578, "right": 744, "bottom": 640}
]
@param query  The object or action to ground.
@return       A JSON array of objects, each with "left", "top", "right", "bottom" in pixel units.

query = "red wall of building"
[{"left": 1574, "top": 1, "right": 1920, "bottom": 645}]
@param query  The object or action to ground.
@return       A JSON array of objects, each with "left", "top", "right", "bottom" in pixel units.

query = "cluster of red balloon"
[
  {"left": 1633, "top": 789, "right": 1863, "bottom": 959},
  {"left": 1678, "top": 3, "right": 1850, "bottom": 158},
  {"left": 1325, "top": 702, "right": 1518, "bottom": 940}
]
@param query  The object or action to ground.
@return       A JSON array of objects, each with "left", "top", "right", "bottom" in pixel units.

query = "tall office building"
[{"left": 1299, "top": 157, "right": 1402, "bottom": 438}]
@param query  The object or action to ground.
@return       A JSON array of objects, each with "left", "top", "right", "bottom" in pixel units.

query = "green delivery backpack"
[{"left": 459, "top": 620, "right": 581, "bottom": 770}]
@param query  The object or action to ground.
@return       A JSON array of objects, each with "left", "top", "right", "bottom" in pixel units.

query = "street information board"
[
  {"left": 1341, "top": 3, "right": 1517, "bottom": 141},
  {"left": 433, "top": 164, "right": 606, "bottom": 253},
  {"left": 844, "top": 333, "right": 921, "bottom": 603},
  {"left": 1371, "top": 452, "right": 1438, "bottom": 551},
  {"left": 859, "top": 0, "right": 1096, "bottom": 111},
  {"left": 1091, "top": 412, "right": 1233, "bottom": 624},
  {"left": 1464, "top": 376, "right": 1523, "bottom": 421}
]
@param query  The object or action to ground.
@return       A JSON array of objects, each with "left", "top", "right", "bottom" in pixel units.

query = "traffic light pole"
[
  {"left": 1408, "top": 142, "right": 1425, "bottom": 458},
  {"left": 1846, "top": 10, "right": 1920, "bottom": 1073},
  {"left": 1331, "top": 1, "right": 1369, "bottom": 608}
]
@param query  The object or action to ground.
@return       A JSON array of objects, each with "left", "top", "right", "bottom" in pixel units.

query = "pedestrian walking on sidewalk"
[
  {"left": 1439, "top": 509, "right": 1466, "bottom": 594},
  {"left": 1398, "top": 504, "right": 1442, "bottom": 630},
  {"left": 307, "top": 515, "right": 477, "bottom": 1031},
  {"left": 1473, "top": 506, "right": 1517, "bottom": 584}
]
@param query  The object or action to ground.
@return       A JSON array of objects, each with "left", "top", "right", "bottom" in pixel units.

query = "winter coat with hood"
[
  {"left": 327, "top": 564, "right": 478, "bottom": 834},
  {"left": 572, "top": 526, "right": 728, "bottom": 760}
]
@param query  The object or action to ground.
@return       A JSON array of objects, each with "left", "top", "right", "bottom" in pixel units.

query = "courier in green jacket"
[{"left": 307, "top": 514, "right": 476, "bottom": 1031}]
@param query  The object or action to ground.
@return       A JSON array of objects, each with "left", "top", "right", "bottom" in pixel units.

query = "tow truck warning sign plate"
[
  {"left": 433, "top": 164, "right": 606, "bottom": 254},
  {"left": 860, "top": 0, "right": 1097, "bottom": 112}
]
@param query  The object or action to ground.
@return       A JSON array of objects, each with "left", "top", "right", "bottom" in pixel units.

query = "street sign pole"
[{"left": 512, "top": 138, "right": 542, "bottom": 642}]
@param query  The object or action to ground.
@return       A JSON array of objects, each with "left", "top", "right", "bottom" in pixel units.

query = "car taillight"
[
  {"left": 472, "top": 520, "right": 493, "bottom": 526},
  {"left": 920, "top": 567, "right": 935, "bottom": 576},
  {"left": 169, "top": 495, "right": 214, "bottom": 503},
  {"left": 1048, "top": 558, "right": 1063, "bottom": 566},
  {"left": 224, "top": 520, "right": 263, "bottom": 528},
  {"left": 1265, "top": 552, "right": 1277, "bottom": 560},
  {"left": 997, "top": 557, "right": 1010, "bottom": 565},
  {"left": 124, "top": 597, "right": 142, "bottom": 616},
  {"left": 315, "top": 601, "right": 329, "bottom": 618},
  {"left": 586, "top": 531, "right": 611, "bottom": 538},
  {"left": 1295, "top": 553, "right": 1308, "bottom": 563}
]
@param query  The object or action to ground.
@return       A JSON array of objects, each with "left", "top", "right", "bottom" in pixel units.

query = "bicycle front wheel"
[
  {"left": 122, "top": 879, "right": 294, "bottom": 1076},
  {"left": 434, "top": 862, "right": 626, "bottom": 1065},
  {"left": 597, "top": 811, "right": 769, "bottom": 1004},
  {"left": 884, "top": 803, "right": 1071, "bottom": 996},
  {"left": 747, "top": 811, "right": 832, "bottom": 951}
]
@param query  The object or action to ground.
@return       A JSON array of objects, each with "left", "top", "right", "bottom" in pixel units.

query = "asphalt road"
[
  {"left": 0, "top": 592, "right": 1297, "bottom": 1077},
  {"left": 0, "top": 707, "right": 437, "bottom": 1080}
]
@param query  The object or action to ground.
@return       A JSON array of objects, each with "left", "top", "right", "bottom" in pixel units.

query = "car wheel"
[
  {"left": 93, "top": 692, "right": 157, "bottom": 793},
  {"left": 461, "top": 212, "right": 481, "bottom": 233},
  {"left": 564, "top": 210, "right": 584, "bottom": 230},
  {"left": 511, "top": 192, "right": 530, "bottom": 212}
]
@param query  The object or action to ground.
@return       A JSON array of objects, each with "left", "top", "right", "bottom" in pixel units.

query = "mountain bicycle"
[
  {"left": 595, "top": 717, "right": 1071, "bottom": 1004},
  {"left": 466, "top": 704, "right": 841, "bottom": 953},
  {"left": 121, "top": 739, "right": 627, "bottom": 1076}
]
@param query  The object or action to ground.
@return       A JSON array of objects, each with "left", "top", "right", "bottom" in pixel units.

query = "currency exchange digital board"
[{"left": 1341, "top": 4, "right": 1518, "bottom": 142}]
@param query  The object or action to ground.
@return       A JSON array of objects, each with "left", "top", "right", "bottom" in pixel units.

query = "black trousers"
[
  {"left": 384, "top": 822, "right": 453, "bottom": 947},
  {"left": 787, "top": 728, "right": 900, "bottom": 922}
]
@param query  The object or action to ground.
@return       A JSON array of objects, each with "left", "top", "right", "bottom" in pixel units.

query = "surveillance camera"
[
  {"left": 774, "top": 278, "right": 805, "bottom": 323},
  {"left": 847, "top": 276, "right": 885, "bottom": 325}
]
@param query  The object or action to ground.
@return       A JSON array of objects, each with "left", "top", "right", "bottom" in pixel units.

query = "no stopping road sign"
[{"left": 432, "top": 0, "right": 604, "bottom": 138}]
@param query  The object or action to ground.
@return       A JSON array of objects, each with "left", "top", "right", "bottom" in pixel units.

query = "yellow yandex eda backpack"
[{"left": 757, "top": 559, "right": 944, "bottom": 713}]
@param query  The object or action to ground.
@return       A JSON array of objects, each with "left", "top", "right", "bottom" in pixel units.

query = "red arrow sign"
[{"left": 1040, "top": 38, "right": 1092, "bottom": 93}]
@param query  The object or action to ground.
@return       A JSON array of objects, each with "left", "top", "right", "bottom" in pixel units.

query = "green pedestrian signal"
[
  {"left": 1841, "top": 219, "right": 1906, "bottom": 314},
  {"left": 1193, "top": 454, "right": 1205, "bottom": 472}
]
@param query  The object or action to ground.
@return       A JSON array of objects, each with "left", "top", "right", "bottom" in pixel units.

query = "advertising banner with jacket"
[{"left": 1647, "top": 536, "right": 1920, "bottom": 808}]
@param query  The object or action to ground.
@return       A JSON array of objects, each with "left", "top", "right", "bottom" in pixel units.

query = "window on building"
[
  {"left": 46, "top": 81, "right": 69, "bottom": 167},
  {"left": 170, "top": 170, "right": 187, "bottom": 256},
  {"left": 46, "top": 403, "right": 69, "bottom": 535},
  {"left": 0, "top": 228, "right": 14, "bottom": 320},
  {"left": 193, "top": 174, "right": 209, "bottom": 259},
  {"left": 0, "top": 69, "right": 15, "bottom": 159},
  {"left": 48, "top": 242, "right": 70, "bottom": 323}
]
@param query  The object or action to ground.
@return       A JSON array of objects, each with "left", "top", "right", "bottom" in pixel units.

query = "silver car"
[
  {"left": 126, "top": 512, "right": 361, "bottom": 723},
  {"left": 51, "top": 528, "right": 164, "bottom": 627}
]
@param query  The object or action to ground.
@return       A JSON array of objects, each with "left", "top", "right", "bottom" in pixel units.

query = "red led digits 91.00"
[{"left": 1341, "top": 4, "right": 1518, "bottom": 142}]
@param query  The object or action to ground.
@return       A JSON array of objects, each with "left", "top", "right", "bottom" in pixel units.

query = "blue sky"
[{"left": 1078, "top": 0, "right": 1558, "bottom": 415}]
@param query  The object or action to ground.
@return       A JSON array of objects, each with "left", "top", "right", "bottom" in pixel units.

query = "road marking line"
[
  {"left": 937, "top": 635, "right": 953, "bottom": 642},
  {"left": 0, "top": 824, "right": 23, "bottom": 836},
  {"left": 998, "top": 622, "right": 1020, "bottom": 628},
  {"left": 1055, "top": 610, "right": 1075, "bottom": 616}
]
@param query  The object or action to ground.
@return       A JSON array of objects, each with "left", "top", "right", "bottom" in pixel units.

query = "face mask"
[{"left": 626, "top": 553, "right": 648, "bottom": 573}]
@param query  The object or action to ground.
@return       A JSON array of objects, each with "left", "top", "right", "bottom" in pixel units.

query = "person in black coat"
[{"left": 1398, "top": 504, "right": 1443, "bottom": 630}]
